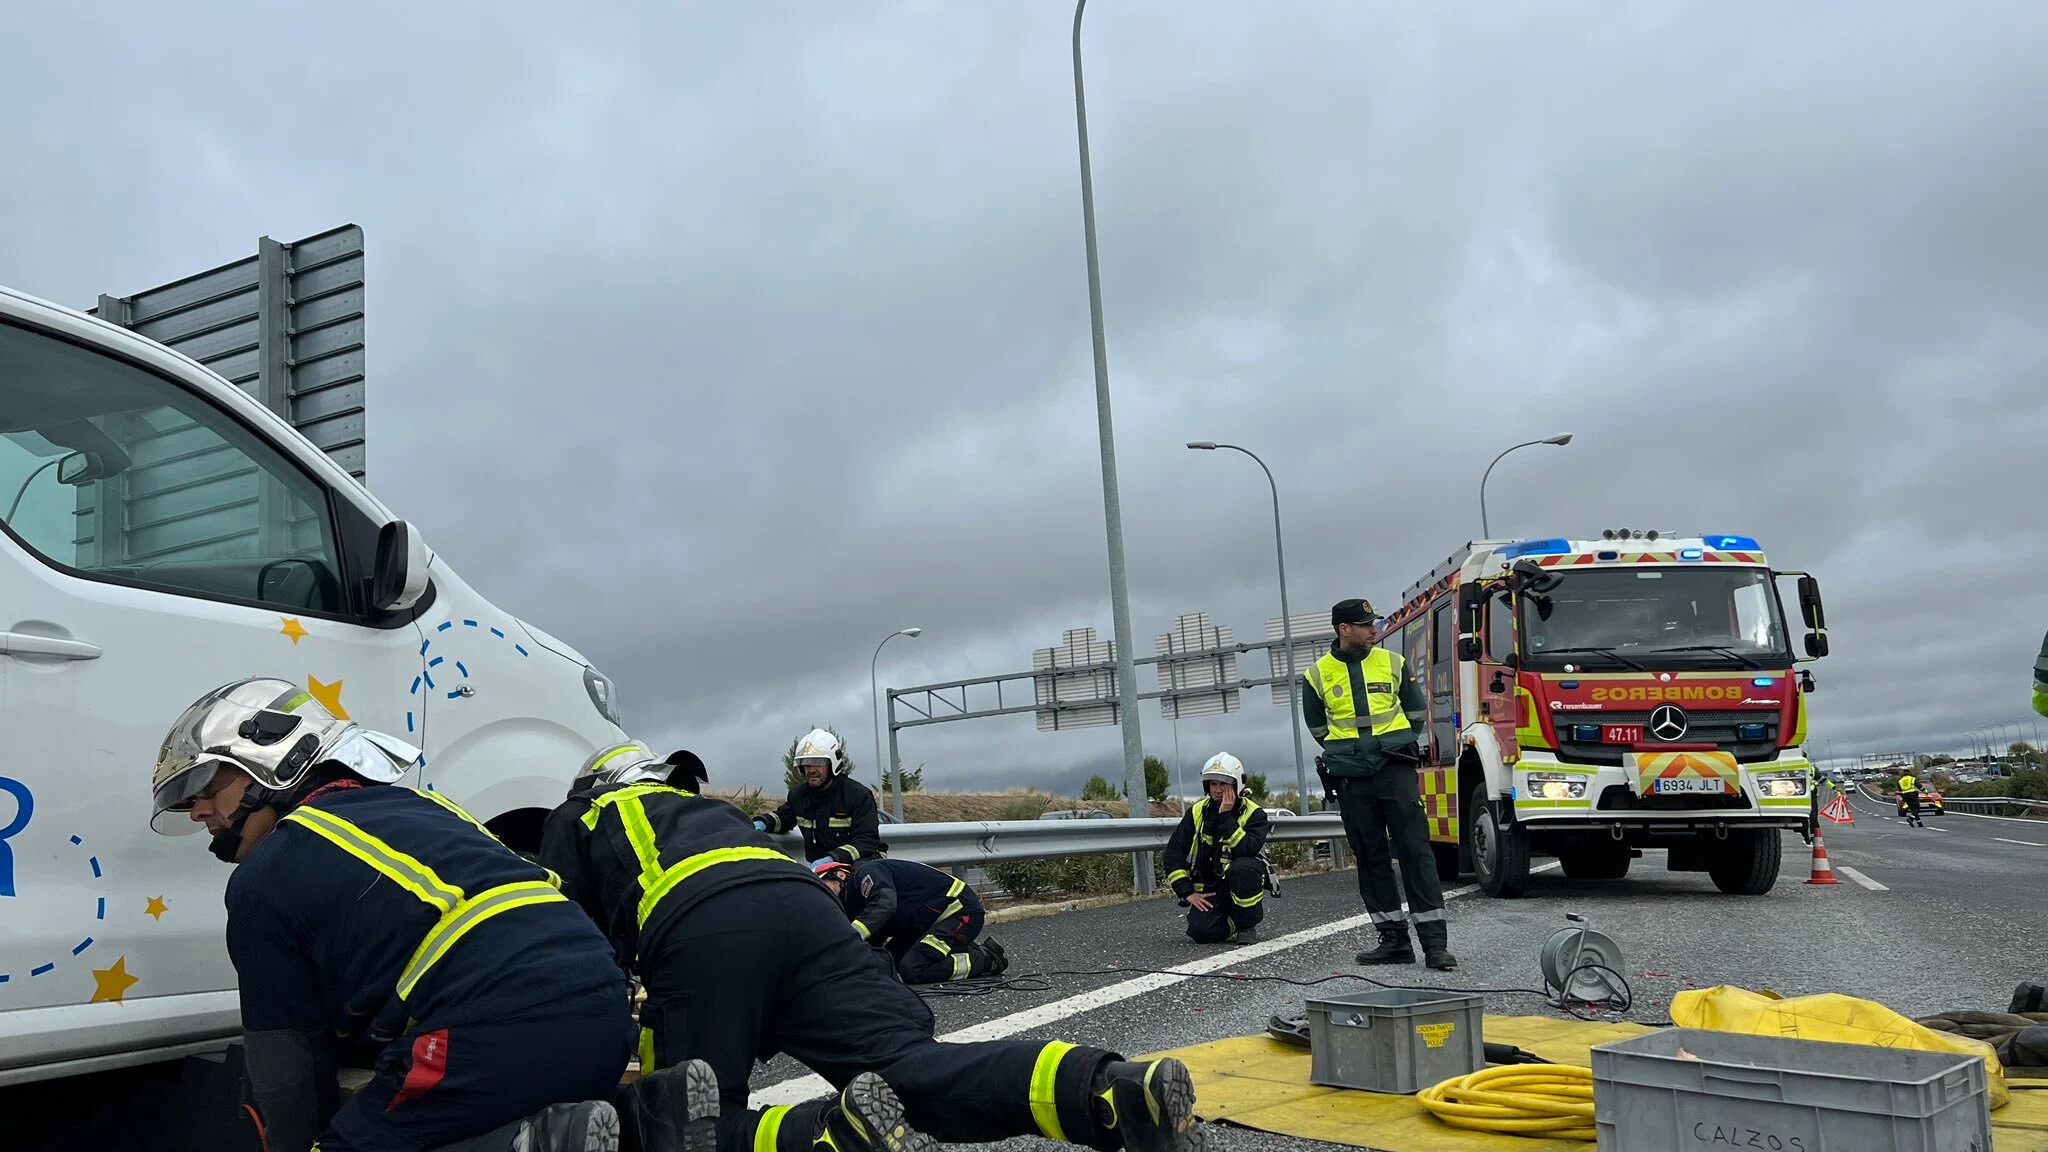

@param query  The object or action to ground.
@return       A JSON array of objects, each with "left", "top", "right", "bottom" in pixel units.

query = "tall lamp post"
[
  {"left": 871, "top": 627, "right": 922, "bottom": 817},
  {"left": 1187, "top": 441, "right": 1311, "bottom": 813},
  {"left": 1072, "top": 0, "right": 1148, "bottom": 824},
  {"left": 1479, "top": 434, "right": 1573, "bottom": 538}
]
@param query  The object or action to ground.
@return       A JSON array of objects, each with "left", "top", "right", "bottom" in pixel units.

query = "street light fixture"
[
  {"left": 1186, "top": 440, "right": 1311, "bottom": 814},
  {"left": 1072, "top": 0, "right": 1148, "bottom": 823},
  {"left": 1479, "top": 434, "right": 1573, "bottom": 538},
  {"left": 871, "top": 627, "right": 922, "bottom": 819}
]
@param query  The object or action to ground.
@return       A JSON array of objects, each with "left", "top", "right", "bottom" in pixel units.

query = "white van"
[{"left": 0, "top": 283, "right": 631, "bottom": 1085}]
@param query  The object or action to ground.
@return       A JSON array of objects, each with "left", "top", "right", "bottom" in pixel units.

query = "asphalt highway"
[{"left": 16, "top": 786, "right": 2043, "bottom": 1151}]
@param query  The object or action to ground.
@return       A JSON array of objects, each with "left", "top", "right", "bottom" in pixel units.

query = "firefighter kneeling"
[
  {"left": 815, "top": 857, "right": 1009, "bottom": 985},
  {"left": 1164, "top": 754, "right": 1271, "bottom": 946}
]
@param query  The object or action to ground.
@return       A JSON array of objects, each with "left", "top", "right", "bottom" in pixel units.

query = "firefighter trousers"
[
  {"left": 1336, "top": 766, "right": 1447, "bottom": 942},
  {"left": 891, "top": 887, "right": 995, "bottom": 984},
  {"left": 637, "top": 881, "right": 1123, "bottom": 1151},
  {"left": 1183, "top": 859, "right": 1266, "bottom": 944}
]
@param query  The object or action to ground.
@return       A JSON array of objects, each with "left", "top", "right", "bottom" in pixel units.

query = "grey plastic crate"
[
  {"left": 1304, "top": 988, "right": 1484, "bottom": 1094},
  {"left": 1591, "top": 1028, "right": 1992, "bottom": 1152}
]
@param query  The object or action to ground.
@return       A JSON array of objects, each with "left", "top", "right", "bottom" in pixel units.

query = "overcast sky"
[{"left": 5, "top": 1, "right": 2045, "bottom": 797}]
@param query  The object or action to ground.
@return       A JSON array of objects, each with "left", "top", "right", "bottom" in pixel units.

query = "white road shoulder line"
[
  {"left": 1947, "top": 809, "right": 2048, "bottom": 825},
  {"left": 749, "top": 861, "right": 1564, "bottom": 1107},
  {"left": 1993, "top": 837, "right": 2046, "bottom": 848},
  {"left": 1834, "top": 865, "right": 1888, "bottom": 891}
]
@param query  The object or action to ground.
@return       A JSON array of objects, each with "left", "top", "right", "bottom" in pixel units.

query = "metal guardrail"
[
  {"left": 1941, "top": 796, "right": 2048, "bottom": 818},
  {"left": 772, "top": 813, "right": 1347, "bottom": 868}
]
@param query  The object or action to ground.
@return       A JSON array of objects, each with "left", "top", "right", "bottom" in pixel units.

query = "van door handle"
[{"left": 0, "top": 631, "right": 103, "bottom": 660}]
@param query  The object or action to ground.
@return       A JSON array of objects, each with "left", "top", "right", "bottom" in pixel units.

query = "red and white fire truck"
[{"left": 1378, "top": 530, "right": 1828, "bottom": 897}]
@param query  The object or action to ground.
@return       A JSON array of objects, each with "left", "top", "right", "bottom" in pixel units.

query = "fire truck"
[{"left": 1378, "top": 529, "right": 1828, "bottom": 897}]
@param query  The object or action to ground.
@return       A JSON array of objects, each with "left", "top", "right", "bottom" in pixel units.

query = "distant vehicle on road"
[
  {"left": 1378, "top": 530, "right": 1828, "bottom": 899},
  {"left": 1898, "top": 786, "right": 1945, "bottom": 817}
]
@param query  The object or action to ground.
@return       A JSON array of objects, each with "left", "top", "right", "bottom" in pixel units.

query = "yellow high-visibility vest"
[{"left": 1306, "top": 648, "right": 1411, "bottom": 740}]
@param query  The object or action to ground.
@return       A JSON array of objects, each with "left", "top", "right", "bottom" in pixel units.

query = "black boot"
[
  {"left": 981, "top": 937, "right": 1009, "bottom": 976},
  {"left": 808, "top": 1072, "right": 938, "bottom": 1151},
  {"left": 1355, "top": 924, "right": 1415, "bottom": 965},
  {"left": 1416, "top": 923, "right": 1457, "bottom": 971},
  {"left": 1090, "top": 1058, "right": 1206, "bottom": 1152},
  {"left": 616, "top": 1059, "right": 719, "bottom": 1152},
  {"left": 510, "top": 1101, "right": 620, "bottom": 1152}
]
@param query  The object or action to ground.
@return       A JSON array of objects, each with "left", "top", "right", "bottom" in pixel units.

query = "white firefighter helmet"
[
  {"left": 792, "top": 727, "right": 849, "bottom": 776},
  {"left": 151, "top": 678, "right": 376, "bottom": 834},
  {"left": 568, "top": 740, "right": 667, "bottom": 798},
  {"left": 1200, "top": 752, "right": 1246, "bottom": 792}
]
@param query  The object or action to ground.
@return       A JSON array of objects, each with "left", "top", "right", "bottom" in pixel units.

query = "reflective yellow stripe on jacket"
[
  {"left": 1175, "top": 798, "right": 1262, "bottom": 891},
  {"left": 581, "top": 784, "right": 792, "bottom": 927},
  {"left": 280, "top": 802, "right": 567, "bottom": 1000},
  {"left": 1307, "top": 648, "right": 1411, "bottom": 740}
]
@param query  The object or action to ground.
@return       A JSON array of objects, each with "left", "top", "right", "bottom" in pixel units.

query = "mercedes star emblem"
[{"left": 1648, "top": 704, "right": 1689, "bottom": 741}]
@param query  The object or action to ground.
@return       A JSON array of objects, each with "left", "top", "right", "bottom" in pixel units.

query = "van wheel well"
[{"left": 488, "top": 807, "right": 549, "bottom": 856}]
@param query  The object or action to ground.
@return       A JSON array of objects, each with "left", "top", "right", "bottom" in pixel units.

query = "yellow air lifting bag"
[{"left": 1671, "top": 985, "right": 2010, "bottom": 1109}]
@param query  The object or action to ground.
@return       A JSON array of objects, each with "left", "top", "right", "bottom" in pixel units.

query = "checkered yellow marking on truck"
[{"left": 1419, "top": 767, "right": 1458, "bottom": 843}]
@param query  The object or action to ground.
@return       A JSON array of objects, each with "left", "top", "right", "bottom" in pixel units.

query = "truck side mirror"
[
  {"left": 1797, "top": 575, "right": 1825, "bottom": 630},
  {"left": 371, "top": 520, "right": 431, "bottom": 612},
  {"left": 1803, "top": 633, "right": 1829, "bottom": 659},
  {"left": 1456, "top": 582, "right": 1484, "bottom": 661}
]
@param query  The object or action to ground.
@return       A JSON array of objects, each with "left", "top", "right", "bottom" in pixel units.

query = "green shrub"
[{"left": 1081, "top": 775, "right": 1118, "bottom": 802}]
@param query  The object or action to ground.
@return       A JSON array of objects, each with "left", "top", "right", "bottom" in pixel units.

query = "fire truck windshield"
[{"left": 1518, "top": 566, "right": 1791, "bottom": 670}]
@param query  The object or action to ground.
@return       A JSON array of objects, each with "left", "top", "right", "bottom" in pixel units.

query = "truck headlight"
[
  {"left": 583, "top": 665, "right": 623, "bottom": 726},
  {"left": 1755, "top": 772, "right": 1810, "bottom": 798},
  {"left": 1525, "top": 772, "right": 1588, "bottom": 800}
]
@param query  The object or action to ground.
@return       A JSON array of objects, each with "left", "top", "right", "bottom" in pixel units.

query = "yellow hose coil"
[{"left": 1416, "top": 1064, "right": 1598, "bottom": 1142}]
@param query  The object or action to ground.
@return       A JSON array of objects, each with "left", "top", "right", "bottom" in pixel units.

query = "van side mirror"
[{"left": 371, "top": 520, "right": 430, "bottom": 612}]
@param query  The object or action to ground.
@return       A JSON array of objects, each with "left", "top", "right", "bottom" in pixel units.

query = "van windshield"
[{"left": 1518, "top": 566, "right": 1790, "bottom": 670}]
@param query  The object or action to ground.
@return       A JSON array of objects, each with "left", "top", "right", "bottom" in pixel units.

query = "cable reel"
[{"left": 1539, "top": 913, "right": 1628, "bottom": 1010}]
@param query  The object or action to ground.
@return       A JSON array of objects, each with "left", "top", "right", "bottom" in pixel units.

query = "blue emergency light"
[
  {"left": 1703, "top": 534, "right": 1761, "bottom": 551},
  {"left": 1679, "top": 548, "right": 1704, "bottom": 560},
  {"left": 1499, "top": 538, "right": 1571, "bottom": 559}
]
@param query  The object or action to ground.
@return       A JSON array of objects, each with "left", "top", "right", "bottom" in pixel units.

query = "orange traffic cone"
[{"left": 1806, "top": 831, "right": 1840, "bottom": 885}]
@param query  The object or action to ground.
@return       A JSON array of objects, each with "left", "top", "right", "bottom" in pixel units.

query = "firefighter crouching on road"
[
  {"left": 1162, "top": 753, "right": 1271, "bottom": 946},
  {"left": 2034, "top": 629, "right": 2048, "bottom": 718},
  {"left": 540, "top": 740, "right": 1209, "bottom": 1152},
  {"left": 754, "top": 728, "right": 884, "bottom": 865},
  {"left": 814, "top": 857, "right": 1010, "bottom": 984},
  {"left": 1303, "top": 598, "right": 1457, "bottom": 972},
  {"left": 148, "top": 679, "right": 686, "bottom": 1152}
]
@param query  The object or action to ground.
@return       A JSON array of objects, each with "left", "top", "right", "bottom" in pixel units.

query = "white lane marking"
[
  {"left": 749, "top": 861, "right": 1565, "bottom": 1107},
  {"left": 1835, "top": 865, "right": 1888, "bottom": 891},
  {"left": 1924, "top": 826, "right": 1949, "bottom": 833},
  {"left": 1993, "top": 837, "right": 2045, "bottom": 848},
  {"left": 1946, "top": 809, "right": 2048, "bottom": 825}
]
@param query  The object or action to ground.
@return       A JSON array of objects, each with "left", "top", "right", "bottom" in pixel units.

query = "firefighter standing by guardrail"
[
  {"left": 754, "top": 728, "right": 884, "bottom": 865},
  {"left": 1302, "top": 598, "right": 1456, "bottom": 972},
  {"left": 1162, "top": 753, "right": 1272, "bottom": 945}
]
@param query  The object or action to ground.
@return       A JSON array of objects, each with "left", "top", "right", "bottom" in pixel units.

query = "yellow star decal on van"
[
  {"left": 307, "top": 676, "right": 350, "bottom": 721},
  {"left": 279, "top": 617, "right": 309, "bottom": 645},
  {"left": 91, "top": 956, "right": 139, "bottom": 1004},
  {"left": 145, "top": 896, "right": 169, "bottom": 921}
]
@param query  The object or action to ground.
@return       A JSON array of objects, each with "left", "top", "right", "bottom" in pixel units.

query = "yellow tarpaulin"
[{"left": 1144, "top": 1015, "right": 2048, "bottom": 1152}]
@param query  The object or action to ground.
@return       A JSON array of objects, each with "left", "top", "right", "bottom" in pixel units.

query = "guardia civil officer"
[
  {"left": 1302, "top": 598, "right": 1456, "bottom": 971},
  {"left": 1162, "top": 753, "right": 1272, "bottom": 946},
  {"left": 753, "top": 728, "right": 884, "bottom": 864},
  {"left": 1897, "top": 768, "right": 1926, "bottom": 828},
  {"left": 540, "top": 741, "right": 1208, "bottom": 1152},
  {"left": 2033, "top": 629, "right": 2048, "bottom": 718},
  {"left": 813, "top": 857, "right": 1010, "bottom": 984},
  {"left": 148, "top": 679, "right": 712, "bottom": 1152}
]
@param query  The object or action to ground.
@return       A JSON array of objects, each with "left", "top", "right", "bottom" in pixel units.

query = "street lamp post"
[
  {"left": 1072, "top": 0, "right": 1149, "bottom": 827},
  {"left": 870, "top": 627, "right": 922, "bottom": 818},
  {"left": 1187, "top": 441, "right": 1311, "bottom": 815},
  {"left": 1479, "top": 434, "right": 1573, "bottom": 538}
]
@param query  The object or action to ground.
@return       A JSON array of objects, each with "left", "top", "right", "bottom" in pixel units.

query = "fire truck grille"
[{"left": 1555, "top": 709, "right": 1781, "bottom": 768}]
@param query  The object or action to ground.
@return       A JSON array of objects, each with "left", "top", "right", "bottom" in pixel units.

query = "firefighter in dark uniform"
[
  {"left": 754, "top": 728, "right": 884, "bottom": 865},
  {"left": 1303, "top": 598, "right": 1456, "bottom": 971},
  {"left": 814, "top": 857, "right": 1009, "bottom": 985},
  {"left": 540, "top": 741, "right": 1208, "bottom": 1152},
  {"left": 147, "top": 679, "right": 710, "bottom": 1152},
  {"left": 1162, "top": 753, "right": 1271, "bottom": 946}
]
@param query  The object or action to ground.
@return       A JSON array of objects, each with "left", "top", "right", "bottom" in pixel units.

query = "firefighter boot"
[
  {"left": 616, "top": 1059, "right": 719, "bottom": 1152},
  {"left": 981, "top": 936, "right": 1010, "bottom": 976},
  {"left": 802, "top": 1071, "right": 938, "bottom": 1152},
  {"left": 508, "top": 1101, "right": 620, "bottom": 1152},
  {"left": 1416, "top": 922, "right": 1457, "bottom": 972},
  {"left": 1355, "top": 923, "right": 1415, "bottom": 965},
  {"left": 1090, "top": 1058, "right": 1206, "bottom": 1152}
]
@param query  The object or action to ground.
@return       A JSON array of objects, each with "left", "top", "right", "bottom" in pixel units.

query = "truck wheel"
[
  {"left": 1432, "top": 841, "right": 1463, "bottom": 883},
  {"left": 1707, "top": 829, "right": 1782, "bottom": 895},
  {"left": 1469, "top": 789, "right": 1531, "bottom": 898},
  {"left": 1559, "top": 842, "right": 1631, "bottom": 881}
]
